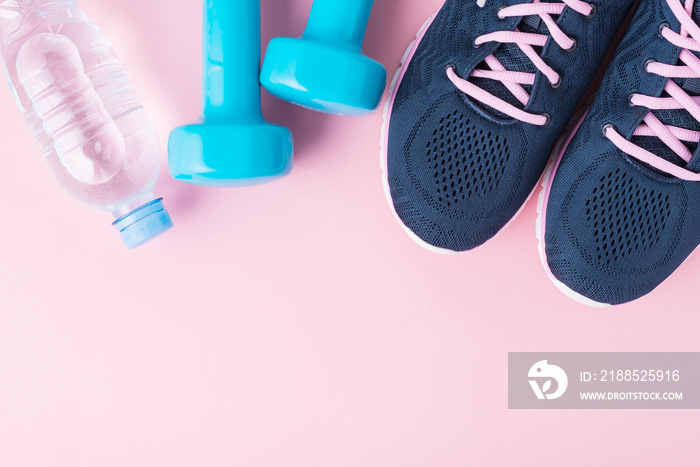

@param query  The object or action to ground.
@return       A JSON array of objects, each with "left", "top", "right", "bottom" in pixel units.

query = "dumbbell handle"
[
  {"left": 203, "top": 0, "right": 262, "bottom": 121},
  {"left": 303, "top": 0, "right": 375, "bottom": 49}
]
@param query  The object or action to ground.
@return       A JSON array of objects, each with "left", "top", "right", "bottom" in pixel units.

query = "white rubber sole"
[{"left": 380, "top": 7, "right": 537, "bottom": 255}]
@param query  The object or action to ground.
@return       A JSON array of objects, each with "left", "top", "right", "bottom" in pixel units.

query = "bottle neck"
[{"left": 112, "top": 193, "right": 156, "bottom": 219}]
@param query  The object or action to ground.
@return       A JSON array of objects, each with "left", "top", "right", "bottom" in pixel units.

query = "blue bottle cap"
[{"left": 113, "top": 198, "right": 173, "bottom": 249}]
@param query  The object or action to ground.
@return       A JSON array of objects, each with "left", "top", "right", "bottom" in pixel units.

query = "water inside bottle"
[{"left": 17, "top": 32, "right": 126, "bottom": 185}]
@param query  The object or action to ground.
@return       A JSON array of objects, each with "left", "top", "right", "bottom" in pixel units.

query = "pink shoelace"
[
  {"left": 447, "top": 0, "right": 595, "bottom": 126},
  {"left": 607, "top": 0, "right": 700, "bottom": 181}
]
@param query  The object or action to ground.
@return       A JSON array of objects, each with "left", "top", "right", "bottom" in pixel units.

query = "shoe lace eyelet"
[
  {"left": 565, "top": 39, "right": 578, "bottom": 52},
  {"left": 542, "top": 113, "right": 552, "bottom": 125},
  {"left": 550, "top": 77, "right": 562, "bottom": 89},
  {"left": 585, "top": 3, "right": 597, "bottom": 19},
  {"left": 627, "top": 92, "right": 638, "bottom": 107},
  {"left": 497, "top": 4, "right": 508, "bottom": 19},
  {"left": 643, "top": 58, "right": 656, "bottom": 73},
  {"left": 602, "top": 123, "right": 615, "bottom": 138},
  {"left": 658, "top": 22, "right": 670, "bottom": 38}
]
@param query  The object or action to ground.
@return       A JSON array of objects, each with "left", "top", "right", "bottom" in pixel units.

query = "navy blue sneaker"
[
  {"left": 540, "top": 0, "right": 700, "bottom": 306},
  {"left": 382, "top": 0, "right": 637, "bottom": 253}
]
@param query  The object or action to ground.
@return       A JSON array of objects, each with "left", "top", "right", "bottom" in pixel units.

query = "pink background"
[{"left": 0, "top": 0, "right": 699, "bottom": 465}]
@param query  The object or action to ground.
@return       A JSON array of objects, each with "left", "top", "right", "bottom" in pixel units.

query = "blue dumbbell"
[
  {"left": 260, "top": 0, "right": 387, "bottom": 116},
  {"left": 169, "top": 0, "right": 293, "bottom": 187}
]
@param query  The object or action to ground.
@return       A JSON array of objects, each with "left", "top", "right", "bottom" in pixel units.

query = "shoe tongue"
[
  {"left": 493, "top": 13, "right": 546, "bottom": 75},
  {"left": 470, "top": 7, "right": 550, "bottom": 117},
  {"left": 631, "top": 105, "right": 700, "bottom": 170},
  {"left": 632, "top": 1, "right": 700, "bottom": 172}
]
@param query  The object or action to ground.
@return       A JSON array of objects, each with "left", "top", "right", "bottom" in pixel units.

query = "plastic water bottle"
[{"left": 0, "top": 0, "right": 172, "bottom": 248}]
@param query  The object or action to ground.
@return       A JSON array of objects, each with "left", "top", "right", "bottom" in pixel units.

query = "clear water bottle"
[{"left": 0, "top": 0, "right": 172, "bottom": 248}]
